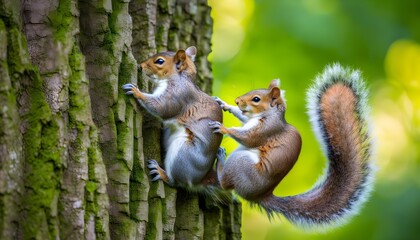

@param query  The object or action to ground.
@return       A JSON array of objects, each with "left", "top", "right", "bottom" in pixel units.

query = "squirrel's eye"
[
  {"left": 252, "top": 97, "right": 261, "bottom": 103},
  {"left": 154, "top": 58, "right": 165, "bottom": 65}
]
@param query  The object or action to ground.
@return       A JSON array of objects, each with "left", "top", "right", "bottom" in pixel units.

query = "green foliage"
[{"left": 210, "top": 0, "right": 420, "bottom": 239}]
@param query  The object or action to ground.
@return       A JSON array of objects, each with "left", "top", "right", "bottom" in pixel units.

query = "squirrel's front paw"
[
  {"left": 122, "top": 83, "right": 144, "bottom": 99},
  {"left": 209, "top": 121, "right": 226, "bottom": 134},
  {"left": 122, "top": 83, "right": 137, "bottom": 94},
  {"left": 214, "top": 97, "right": 230, "bottom": 111}
]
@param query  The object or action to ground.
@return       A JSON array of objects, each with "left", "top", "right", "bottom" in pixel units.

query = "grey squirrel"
[
  {"left": 209, "top": 64, "right": 375, "bottom": 229},
  {"left": 122, "top": 46, "right": 223, "bottom": 188}
]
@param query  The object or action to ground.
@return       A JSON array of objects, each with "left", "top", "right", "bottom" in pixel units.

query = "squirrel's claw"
[
  {"left": 209, "top": 121, "right": 224, "bottom": 134},
  {"left": 122, "top": 83, "right": 136, "bottom": 90},
  {"left": 151, "top": 175, "right": 162, "bottom": 182},
  {"left": 122, "top": 83, "right": 144, "bottom": 100},
  {"left": 147, "top": 160, "right": 163, "bottom": 182},
  {"left": 213, "top": 96, "right": 222, "bottom": 103},
  {"left": 122, "top": 83, "right": 140, "bottom": 95},
  {"left": 208, "top": 121, "right": 222, "bottom": 128},
  {"left": 212, "top": 129, "right": 222, "bottom": 134},
  {"left": 213, "top": 97, "right": 230, "bottom": 111},
  {"left": 147, "top": 159, "right": 159, "bottom": 169}
]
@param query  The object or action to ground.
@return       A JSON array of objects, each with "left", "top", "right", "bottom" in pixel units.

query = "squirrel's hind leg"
[
  {"left": 201, "top": 147, "right": 227, "bottom": 187},
  {"left": 216, "top": 147, "right": 226, "bottom": 185},
  {"left": 147, "top": 159, "right": 170, "bottom": 183}
]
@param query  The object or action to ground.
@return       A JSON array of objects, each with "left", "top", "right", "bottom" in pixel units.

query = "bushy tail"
[{"left": 260, "top": 63, "right": 375, "bottom": 229}]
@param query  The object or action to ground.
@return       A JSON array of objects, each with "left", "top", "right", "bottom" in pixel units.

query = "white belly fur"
[
  {"left": 152, "top": 79, "right": 168, "bottom": 97},
  {"left": 230, "top": 115, "right": 262, "bottom": 164},
  {"left": 237, "top": 115, "right": 261, "bottom": 131},
  {"left": 232, "top": 145, "right": 260, "bottom": 164},
  {"left": 163, "top": 120, "right": 188, "bottom": 180}
]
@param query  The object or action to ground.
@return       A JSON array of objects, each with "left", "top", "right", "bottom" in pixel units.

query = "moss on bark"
[
  {"left": 1, "top": 0, "right": 242, "bottom": 239},
  {"left": 4, "top": 15, "right": 64, "bottom": 238}
]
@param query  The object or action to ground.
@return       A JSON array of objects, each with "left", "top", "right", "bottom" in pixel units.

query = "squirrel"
[
  {"left": 209, "top": 63, "right": 374, "bottom": 229},
  {"left": 122, "top": 46, "right": 224, "bottom": 189}
]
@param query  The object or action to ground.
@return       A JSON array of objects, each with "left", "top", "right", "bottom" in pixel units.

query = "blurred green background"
[{"left": 208, "top": 0, "right": 420, "bottom": 239}]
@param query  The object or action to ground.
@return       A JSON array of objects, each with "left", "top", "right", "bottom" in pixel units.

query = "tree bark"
[{"left": 0, "top": 0, "right": 241, "bottom": 239}]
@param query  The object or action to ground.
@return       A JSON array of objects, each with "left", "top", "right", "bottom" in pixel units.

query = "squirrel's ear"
[
  {"left": 269, "top": 87, "right": 281, "bottom": 107},
  {"left": 174, "top": 49, "right": 187, "bottom": 70},
  {"left": 268, "top": 79, "right": 280, "bottom": 89},
  {"left": 185, "top": 46, "right": 197, "bottom": 61}
]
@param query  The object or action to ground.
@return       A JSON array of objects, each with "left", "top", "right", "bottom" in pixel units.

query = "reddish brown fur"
[
  {"left": 214, "top": 81, "right": 302, "bottom": 201},
  {"left": 271, "top": 82, "right": 367, "bottom": 223},
  {"left": 315, "top": 83, "right": 362, "bottom": 208},
  {"left": 124, "top": 46, "right": 223, "bottom": 188},
  {"left": 185, "top": 128, "right": 194, "bottom": 143},
  {"left": 140, "top": 50, "right": 196, "bottom": 80},
  {"left": 140, "top": 53, "right": 175, "bottom": 79},
  {"left": 212, "top": 67, "right": 373, "bottom": 227}
]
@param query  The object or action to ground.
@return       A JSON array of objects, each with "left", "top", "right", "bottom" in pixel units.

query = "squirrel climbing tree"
[{"left": 0, "top": 0, "right": 241, "bottom": 239}]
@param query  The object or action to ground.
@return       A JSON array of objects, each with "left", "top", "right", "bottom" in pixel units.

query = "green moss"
[
  {"left": 7, "top": 27, "right": 30, "bottom": 74},
  {"left": 94, "top": 220, "right": 108, "bottom": 240},
  {"left": 146, "top": 198, "right": 163, "bottom": 240},
  {"left": 108, "top": 0, "right": 123, "bottom": 34},
  {"left": 4, "top": 12, "right": 63, "bottom": 239},
  {"left": 87, "top": 145, "right": 98, "bottom": 180},
  {"left": 129, "top": 133, "right": 146, "bottom": 183},
  {"left": 128, "top": 183, "right": 141, "bottom": 221},
  {"left": 0, "top": 19, "right": 6, "bottom": 56},
  {"left": 68, "top": 45, "right": 91, "bottom": 124},
  {"left": 102, "top": 31, "right": 116, "bottom": 54},
  {"left": 167, "top": 31, "right": 178, "bottom": 50},
  {"left": 86, "top": 181, "right": 98, "bottom": 193},
  {"left": 109, "top": 214, "right": 137, "bottom": 239},
  {"left": 119, "top": 51, "right": 137, "bottom": 85},
  {"left": 7, "top": 24, "right": 62, "bottom": 238},
  {"left": 86, "top": 125, "right": 110, "bottom": 239},
  {"left": 129, "top": 114, "right": 150, "bottom": 221},
  {"left": 20, "top": 69, "right": 62, "bottom": 239},
  {"left": 86, "top": 128, "right": 104, "bottom": 183},
  {"left": 85, "top": 145, "right": 100, "bottom": 212},
  {"left": 67, "top": 46, "right": 102, "bottom": 240},
  {"left": 102, "top": 0, "right": 124, "bottom": 54},
  {"left": 115, "top": 52, "right": 136, "bottom": 160},
  {"left": 47, "top": 0, "right": 73, "bottom": 42},
  {"left": 155, "top": 24, "right": 166, "bottom": 48}
]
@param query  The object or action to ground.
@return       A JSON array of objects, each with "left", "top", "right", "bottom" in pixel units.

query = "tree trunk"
[{"left": 0, "top": 0, "right": 241, "bottom": 239}]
